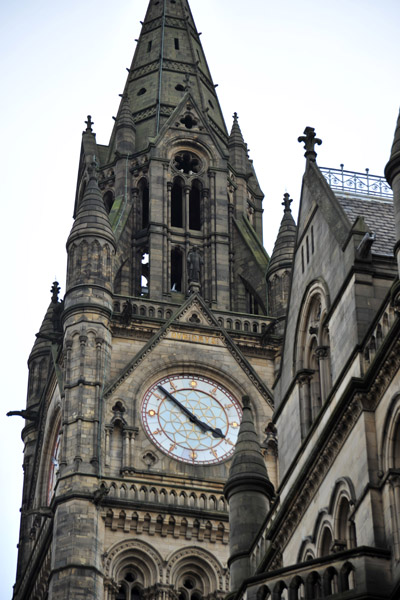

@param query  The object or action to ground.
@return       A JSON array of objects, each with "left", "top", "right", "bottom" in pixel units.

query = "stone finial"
[
  {"left": 298, "top": 127, "right": 322, "bottom": 162},
  {"left": 51, "top": 281, "right": 60, "bottom": 304},
  {"left": 85, "top": 115, "right": 94, "bottom": 134},
  {"left": 233, "top": 112, "right": 239, "bottom": 123},
  {"left": 282, "top": 193, "right": 293, "bottom": 213}
]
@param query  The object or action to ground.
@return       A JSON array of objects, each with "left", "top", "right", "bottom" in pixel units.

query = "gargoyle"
[{"left": 7, "top": 409, "right": 38, "bottom": 422}]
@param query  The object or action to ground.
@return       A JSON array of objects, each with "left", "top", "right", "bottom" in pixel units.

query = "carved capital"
[
  {"left": 315, "top": 346, "right": 329, "bottom": 360},
  {"left": 296, "top": 369, "right": 314, "bottom": 386}
]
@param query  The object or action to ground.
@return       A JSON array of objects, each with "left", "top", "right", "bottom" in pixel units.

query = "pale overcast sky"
[{"left": 1, "top": 0, "right": 400, "bottom": 596}]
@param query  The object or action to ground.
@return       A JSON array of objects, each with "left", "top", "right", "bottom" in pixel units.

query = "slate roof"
[{"left": 335, "top": 193, "right": 396, "bottom": 256}]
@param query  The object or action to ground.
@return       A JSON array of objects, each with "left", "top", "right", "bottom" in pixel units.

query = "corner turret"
[
  {"left": 224, "top": 397, "right": 274, "bottom": 591},
  {"left": 66, "top": 163, "right": 116, "bottom": 293},
  {"left": 229, "top": 113, "right": 248, "bottom": 173},
  {"left": 267, "top": 194, "right": 297, "bottom": 317}
]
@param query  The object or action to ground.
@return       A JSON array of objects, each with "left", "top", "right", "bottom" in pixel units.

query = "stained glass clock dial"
[{"left": 142, "top": 375, "right": 242, "bottom": 465}]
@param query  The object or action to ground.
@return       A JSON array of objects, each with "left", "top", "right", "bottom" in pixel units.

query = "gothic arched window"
[
  {"left": 296, "top": 284, "right": 332, "bottom": 438},
  {"left": 319, "top": 526, "right": 333, "bottom": 557}
]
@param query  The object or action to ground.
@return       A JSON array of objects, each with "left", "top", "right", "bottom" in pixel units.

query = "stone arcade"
[{"left": 10, "top": 1, "right": 400, "bottom": 599}]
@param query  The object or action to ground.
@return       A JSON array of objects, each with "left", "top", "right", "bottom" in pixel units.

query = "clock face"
[{"left": 142, "top": 374, "right": 242, "bottom": 465}]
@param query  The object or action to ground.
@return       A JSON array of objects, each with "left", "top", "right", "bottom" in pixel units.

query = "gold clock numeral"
[
  {"left": 224, "top": 438, "right": 234, "bottom": 446},
  {"left": 153, "top": 392, "right": 163, "bottom": 401},
  {"left": 231, "top": 422, "right": 239, "bottom": 428},
  {"left": 169, "top": 443, "right": 177, "bottom": 452},
  {"left": 153, "top": 429, "right": 162, "bottom": 436},
  {"left": 211, "top": 387, "right": 218, "bottom": 395},
  {"left": 190, "top": 380, "right": 197, "bottom": 388},
  {"left": 190, "top": 451, "right": 198, "bottom": 460},
  {"left": 170, "top": 381, "right": 177, "bottom": 391},
  {"left": 224, "top": 403, "right": 233, "bottom": 409},
  {"left": 211, "top": 449, "right": 218, "bottom": 459}
]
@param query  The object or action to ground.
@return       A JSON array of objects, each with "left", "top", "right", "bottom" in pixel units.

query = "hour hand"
[{"left": 157, "top": 385, "right": 225, "bottom": 438}]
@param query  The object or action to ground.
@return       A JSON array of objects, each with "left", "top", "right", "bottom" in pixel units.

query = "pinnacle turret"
[
  {"left": 268, "top": 194, "right": 297, "bottom": 277},
  {"left": 67, "top": 167, "right": 116, "bottom": 250},
  {"left": 224, "top": 397, "right": 274, "bottom": 591},
  {"left": 224, "top": 396, "right": 273, "bottom": 497},
  {"left": 113, "top": 93, "right": 136, "bottom": 155},
  {"left": 30, "top": 282, "right": 63, "bottom": 357},
  {"left": 228, "top": 113, "right": 248, "bottom": 172}
]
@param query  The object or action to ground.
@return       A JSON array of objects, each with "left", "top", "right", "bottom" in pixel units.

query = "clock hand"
[{"left": 157, "top": 386, "right": 225, "bottom": 438}]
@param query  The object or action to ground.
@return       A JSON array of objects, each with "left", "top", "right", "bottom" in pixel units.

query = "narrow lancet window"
[
  {"left": 139, "top": 179, "right": 149, "bottom": 228},
  {"left": 189, "top": 180, "right": 202, "bottom": 230},
  {"left": 171, "top": 248, "right": 183, "bottom": 292},
  {"left": 171, "top": 178, "right": 184, "bottom": 228}
]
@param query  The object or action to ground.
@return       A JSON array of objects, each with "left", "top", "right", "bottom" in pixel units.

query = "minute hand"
[{"left": 158, "top": 385, "right": 225, "bottom": 438}]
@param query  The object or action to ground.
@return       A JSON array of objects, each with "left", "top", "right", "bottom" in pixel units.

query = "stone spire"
[
  {"left": 224, "top": 397, "right": 274, "bottom": 591},
  {"left": 228, "top": 112, "right": 248, "bottom": 172},
  {"left": 385, "top": 108, "right": 400, "bottom": 274},
  {"left": 108, "top": 0, "right": 227, "bottom": 154}
]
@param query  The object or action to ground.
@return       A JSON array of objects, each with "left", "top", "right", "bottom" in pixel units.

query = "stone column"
[
  {"left": 297, "top": 371, "right": 313, "bottom": 439},
  {"left": 184, "top": 185, "right": 191, "bottom": 232},
  {"left": 316, "top": 346, "right": 330, "bottom": 403}
]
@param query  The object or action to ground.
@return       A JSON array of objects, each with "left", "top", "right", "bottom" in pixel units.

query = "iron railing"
[{"left": 320, "top": 165, "right": 393, "bottom": 199}]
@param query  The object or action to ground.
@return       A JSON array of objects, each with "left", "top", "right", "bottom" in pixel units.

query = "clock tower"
[{"left": 12, "top": 1, "right": 279, "bottom": 599}]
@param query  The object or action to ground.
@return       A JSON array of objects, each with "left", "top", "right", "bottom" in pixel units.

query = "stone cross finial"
[
  {"left": 298, "top": 127, "right": 322, "bottom": 162},
  {"left": 282, "top": 193, "right": 293, "bottom": 213},
  {"left": 233, "top": 112, "right": 239, "bottom": 122},
  {"left": 85, "top": 115, "right": 94, "bottom": 133},
  {"left": 51, "top": 281, "right": 60, "bottom": 303}
]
